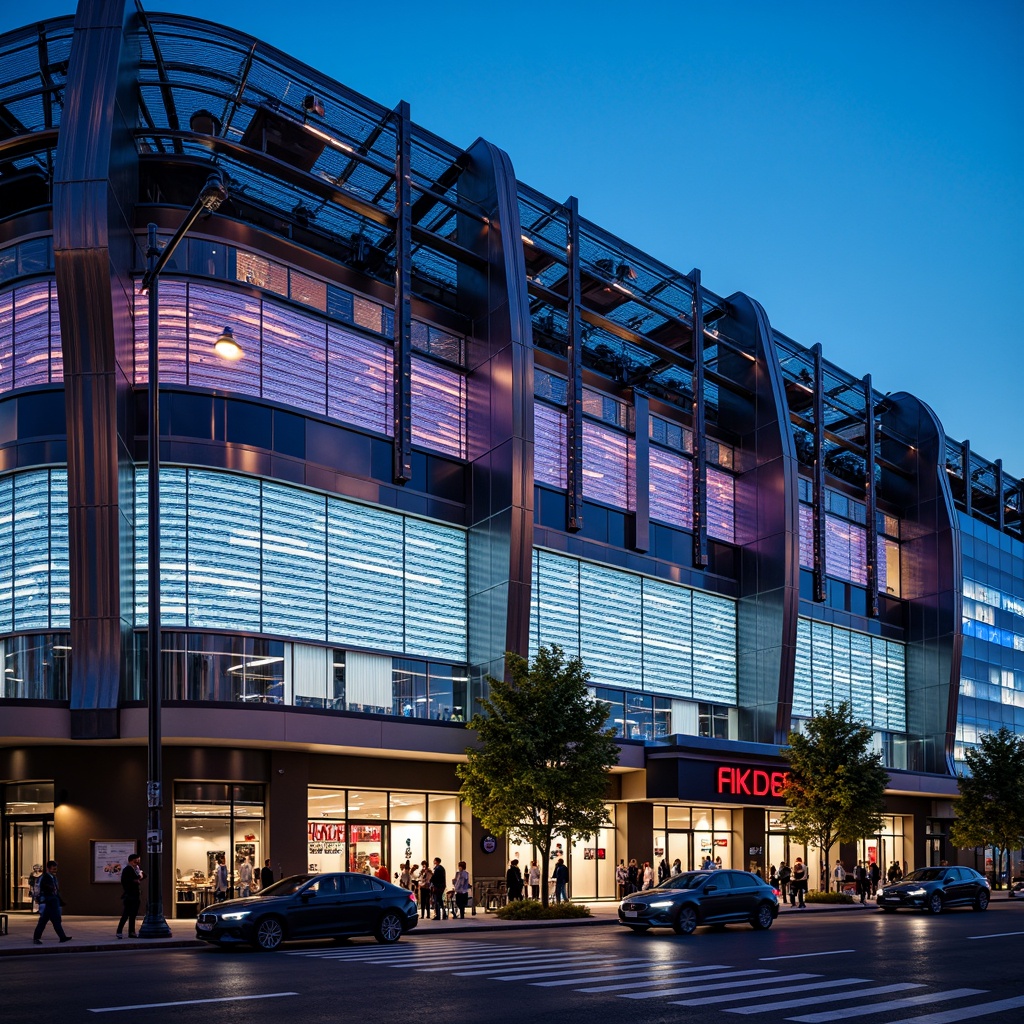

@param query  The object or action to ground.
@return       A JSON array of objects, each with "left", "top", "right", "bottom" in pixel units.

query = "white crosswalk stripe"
[
  {"left": 724, "top": 982, "right": 922, "bottom": 1014},
  {"left": 573, "top": 965, "right": 742, "bottom": 993},
  {"left": 786, "top": 988, "right": 985, "bottom": 1022},
  {"left": 621, "top": 972, "right": 821, "bottom": 1001},
  {"left": 285, "top": 938, "right": 1023, "bottom": 1024}
]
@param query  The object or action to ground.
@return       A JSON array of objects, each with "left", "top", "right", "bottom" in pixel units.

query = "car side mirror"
[
  {"left": 300, "top": 890, "right": 315, "bottom": 901},
  {"left": 944, "top": 876, "right": 955, "bottom": 884},
  {"left": 704, "top": 884, "right": 717, "bottom": 892}
]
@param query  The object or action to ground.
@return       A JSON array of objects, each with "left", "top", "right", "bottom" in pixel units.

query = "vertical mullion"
[
  {"left": 566, "top": 196, "right": 583, "bottom": 532},
  {"left": 392, "top": 100, "right": 413, "bottom": 483},
  {"left": 961, "top": 438, "right": 972, "bottom": 516},
  {"left": 864, "top": 375, "right": 878, "bottom": 617},
  {"left": 690, "top": 268, "right": 707, "bottom": 568},
  {"left": 813, "top": 343, "right": 826, "bottom": 602}
]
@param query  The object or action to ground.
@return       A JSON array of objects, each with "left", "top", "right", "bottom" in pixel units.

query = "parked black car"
[
  {"left": 618, "top": 869, "right": 779, "bottom": 935},
  {"left": 195, "top": 872, "right": 418, "bottom": 950},
  {"left": 877, "top": 866, "right": 990, "bottom": 914}
]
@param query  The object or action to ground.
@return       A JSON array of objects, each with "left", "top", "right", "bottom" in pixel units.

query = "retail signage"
[
  {"left": 308, "top": 821, "right": 345, "bottom": 843},
  {"left": 716, "top": 765, "right": 789, "bottom": 798}
]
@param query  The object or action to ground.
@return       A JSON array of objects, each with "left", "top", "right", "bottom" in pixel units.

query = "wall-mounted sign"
[
  {"left": 92, "top": 841, "right": 137, "bottom": 883},
  {"left": 583, "top": 848, "right": 606, "bottom": 860},
  {"left": 308, "top": 821, "right": 345, "bottom": 843},
  {"left": 716, "top": 766, "right": 789, "bottom": 798},
  {"left": 480, "top": 835, "right": 498, "bottom": 854}
]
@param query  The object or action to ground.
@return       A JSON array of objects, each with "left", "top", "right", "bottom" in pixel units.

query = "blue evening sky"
[{"left": 10, "top": 1, "right": 1024, "bottom": 476}]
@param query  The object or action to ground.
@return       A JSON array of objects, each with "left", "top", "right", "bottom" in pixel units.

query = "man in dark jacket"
[
  {"left": 553, "top": 858, "right": 570, "bottom": 903},
  {"left": 33, "top": 860, "right": 72, "bottom": 944},
  {"left": 116, "top": 853, "right": 143, "bottom": 938},
  {"left": 505, "top": 859, "right": 523, "bottom": 901},
  {"left": 430, "top": 857, "right": 448, "bottom": 920},
  {"left": 260, "top": 858, "right": 274, "bottom": 889}
]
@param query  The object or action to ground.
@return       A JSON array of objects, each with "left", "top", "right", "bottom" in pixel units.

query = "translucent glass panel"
[
  {"left": 134, "top": 283, "right": 465, "bottom": 459},
  {"left": 328, "top": 325, "right": 391, "bottom": 434},
  {"left": 403, "top": 519, "right": 467, "bottom": 659},
  {"left": 411, "top": 355, "right": 466, "bottom": 459},
  {"left": 529, "top": 548, "right": 737, "bottom": 700},
  {"left": 534, "top": 404, "right": 567, "bottom": 489},
  {"left": 134, "top": 468, "right": 466, "bottom": 661},
  {"left": 649, "top": 446, "right": 693, "bottom": 529},
  {"left": 0, "top": 469, "right": 70, "bottom": 633},
  {"left": 0, "top": 281, "right": 61, "bottom": 394},
  {"left": 792, "top": 616, "right": 906, "bottom": 731},
  {"left": 825, "top": 515, "right": 867, "bottom": 586},
  {"left": 583, "top": 421, "right": 632, "bottom": 510},
  {"left": 328, "top": 502, "right": 404, "bottom": 651},
  {"left": 580, "top": 562, "right": 642, "bottom": 689},
  {"left": 799, "top": 504, "right": 814, "bottom": 569},
  {"left": 707, "top": 467, "right": 735, "bottom": 543},
  {"left": 261, "top": 303, "right": 327, "bottom": 413},
  {"left": 262, "top": 482, "right": 327, "bottom": 640}
]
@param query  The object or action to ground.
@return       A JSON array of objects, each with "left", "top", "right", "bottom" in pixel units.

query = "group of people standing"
[
  {"left": 504, "top": 857, "right": 570, "bottom": 902},
  {"left": 829, "top": 859, "right": 881, "bottom": 902},
  {"left": 768, "top": 858, "right": 809, "bottom": 907},
  {"left": 615, "top": 856, "right": 684, "bottom": 898},
  {"left": 394, "top": 857, "right": 471, "bottom": 919}
]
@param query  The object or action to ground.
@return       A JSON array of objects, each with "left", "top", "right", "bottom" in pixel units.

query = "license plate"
[
  {"left": 624, "top": 910, "right": 638, "bottom": 918},
  {"left": 197, "top": 921, "right": 213, "bottom": 931},
  {"left": 882, "top": 898, "right": 898, "bottom": 904}
]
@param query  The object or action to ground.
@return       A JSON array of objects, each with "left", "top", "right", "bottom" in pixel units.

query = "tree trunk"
[{"left": 539, "top": 835, "right": 551, "bottom": 908}]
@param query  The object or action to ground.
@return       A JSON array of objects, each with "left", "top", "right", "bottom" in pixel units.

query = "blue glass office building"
[{"left": 1, "top": 2, "right": 1021, "bottom": 914}]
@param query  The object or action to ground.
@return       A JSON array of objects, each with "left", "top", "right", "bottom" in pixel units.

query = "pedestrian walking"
[
  {"left": 642, "top": 860, "right": 654, "bottom": 890},
  {"left": 869, "top": 860, "right": 880, "bottom": 897},
  {"left": 657, "top": 857, "right": 670, "bottom": 884},
  {"left": 791, "top": 857, "right": 807, "bottom": 908},
  {"left": 430, "top": 856, "right": 448, "bottom": 920},
  {"left": 854, "top": 860, "right": 868, "bottom": 903},
  {"left": 832, "top": 860, "right": 846, "bottom": 892},
  {"left": 627, "top": 858, "right": 639, "bottom": 894},
  {"left": 453, "top": 861, "right": 471, "bottom": 919},
  {"left": 260, "top": 858, "right": 274, "bottom": 889},
  {"left": 506, "top": 858, "right": 524, "bottom": 900},
  {"left": 671, "top": 858, "right": 682, "bottom": 876},
  {"left": 553, "top": 857, "right": 569, "bottom": 903},
  {"left": 33, "top": 860, "right": 72, "bottom": 944},
  {"left": 615, "top": 859, "right": 628, "bottom": 900},
  {"left": 213, "top": 854, "right": 229, "bottom": 901},
  {"left": 116, "top": 853, "right": 143, "bottom": 939},
  {"left": 238, "top": 855, "right": 253, "bottom": 897},
  {"left": 418, "top": 860, "right": 432, "bottom": 918},
  {"left": 399, "top": 861, "right": 412, "bottom": 889},
  {"left": 778, "top": 862, "right": 791, "bottom": 904},
  {"left": 528, "top": 860, "right": 540, "bottom": 899},
  {"left": 769, "top": 864, "right": 779, "bottom": 891}
]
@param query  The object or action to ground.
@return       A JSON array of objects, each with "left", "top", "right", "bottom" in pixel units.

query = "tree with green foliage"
[
  {"left": 950, "top": 726, "right": 1024, "bottom": 888},
  {"left": 456, "top": 645, "right": 620, "bottom": 906},
  {"left": 781, "top": 702, "right": 889, "bottom": 890}
]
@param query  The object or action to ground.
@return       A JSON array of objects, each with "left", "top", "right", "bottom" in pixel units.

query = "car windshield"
[
  {"left": 258, "top": 874, "right": 315, "bottom": 897},
  {"left": 659, "top": 872, "right": 711, "bottom": 890},
  {"left": 902, "top": 868, "right": 948, "bottom": 882}
]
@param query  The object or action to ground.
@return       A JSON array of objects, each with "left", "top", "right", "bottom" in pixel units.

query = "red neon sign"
[{"left": 716, "top": 766, "right": 789, "bottom": 798}]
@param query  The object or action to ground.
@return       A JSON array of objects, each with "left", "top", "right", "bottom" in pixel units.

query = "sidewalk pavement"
[{"left": 2, "top": 890, "right": 1013, "bottom": 956}]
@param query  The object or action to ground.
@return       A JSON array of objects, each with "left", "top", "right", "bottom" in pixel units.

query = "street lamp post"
[{"left": 138, "top": 171, "right": 228, "bottom": 938}]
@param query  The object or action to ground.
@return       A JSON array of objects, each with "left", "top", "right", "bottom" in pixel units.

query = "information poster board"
[{"left": 92, "top": 841, "right": 137, "bottom": 883}]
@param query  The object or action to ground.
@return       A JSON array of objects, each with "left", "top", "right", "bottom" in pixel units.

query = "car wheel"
[
  {"left": 927, "top": 893, "right": 943, "bottom": 915},
  {"left": 751, "top": 902, "right": 775, "bottom": 930},
  {"left": 255, "top": 917, "right": 285, "bottom": 951},
  {"left": 673, "top": 906, "right": 698, "bottom": 935},
  {"left": 974, "top": 890, "right": 990, "bottom": 911},
  {"left": 375, "top": 911, "right": 404, "bottom": 944}
]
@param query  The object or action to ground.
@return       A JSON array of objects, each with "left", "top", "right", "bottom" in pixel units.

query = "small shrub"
[
  {"left": 805, "top": 890, "right": 855, "bottom": 904},
  {"left": 494, "top": 899, "right": 592, "bottom": 920}
]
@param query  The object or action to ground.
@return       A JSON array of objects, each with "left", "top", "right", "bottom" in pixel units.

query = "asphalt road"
[{"left": 8, "top": 904, "right": 1024, "bottom": 1024}]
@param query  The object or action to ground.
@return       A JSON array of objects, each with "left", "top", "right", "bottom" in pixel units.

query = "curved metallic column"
[
  {"left": 715, "top": 293, "right": 800, "bottom": 744},
  {"left": 881, "top": 393, "right": 960, "bottom": 774},
  {"left": 457, "top": 138, "right": 534, "bottom": 705},
  {"left": 52, "top": 0, "right": 139, "bottom": 737}
]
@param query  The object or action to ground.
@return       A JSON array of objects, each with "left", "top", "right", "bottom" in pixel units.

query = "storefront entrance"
[{"left": 6, "top": 819, "right": 54, "bottom": 910}]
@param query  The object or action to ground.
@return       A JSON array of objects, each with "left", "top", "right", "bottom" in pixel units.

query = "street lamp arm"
[{"left": 140, "top": 172, "right": 228, "bottom": 292}]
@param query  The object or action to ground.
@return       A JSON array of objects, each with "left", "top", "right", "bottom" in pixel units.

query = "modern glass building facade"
[{"left": 1, "top": 2, "right": 1021, "bottom": 913}]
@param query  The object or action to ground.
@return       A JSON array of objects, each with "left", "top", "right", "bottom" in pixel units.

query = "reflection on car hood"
[
  {"left": 208, "top": 895, "right": 274, "bottom": 912},
  {"left": 627, "top": 886, "right": 696, "bottom": 900},
  {"left": 881, "top": 881, "right": 931, "bottom": 893}
]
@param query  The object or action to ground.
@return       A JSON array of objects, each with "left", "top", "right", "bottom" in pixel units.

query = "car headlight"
[
  {"left": 220, "top": 911, "right": 251, "bottom": 921},
  {"left": 649, "top": 900, "right": 675, "bottom": 908},
  {"left": 906, "top": 888, "right": 927, "bottom": 897}
]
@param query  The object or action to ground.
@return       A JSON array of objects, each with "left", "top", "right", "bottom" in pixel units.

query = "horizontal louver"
[
  {"left": 534, "top": 404, "right": 567, "bottom": 489},
  {"left": 404, "top": 519, "right": 467, "bottom": 660},
  {"left": 411, "top": 355, "right": 465, "bottom": 459},
  {"left": 327, "top": 325, "right": 392, "bottom": 435}
]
